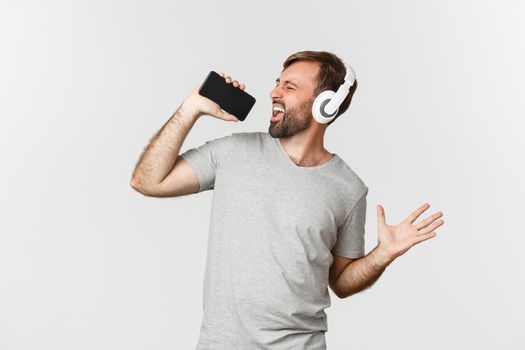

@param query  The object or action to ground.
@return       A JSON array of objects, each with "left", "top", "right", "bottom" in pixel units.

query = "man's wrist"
[
  {"left": 371, "top": 244, "right": 395, "bottom": 269},
  {"left": 175, "top": 103, "right": 201, "bottom": 122}
]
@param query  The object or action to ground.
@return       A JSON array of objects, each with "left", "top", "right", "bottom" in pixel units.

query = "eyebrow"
[{"left": 275, "top": 78, "right": 299, "bottom": 88}]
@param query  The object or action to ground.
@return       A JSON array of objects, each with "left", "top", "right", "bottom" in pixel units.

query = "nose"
[{"left": 269, "top": 84, "right": 283, "bottom": 100}]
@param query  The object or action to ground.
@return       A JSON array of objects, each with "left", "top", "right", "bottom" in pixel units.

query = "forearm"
[
  {"left": 131, "top": 103, "right": 199, "bottom": 189},
  {"left": 334, "top": 245, "right": 394, "bottom": 298}
]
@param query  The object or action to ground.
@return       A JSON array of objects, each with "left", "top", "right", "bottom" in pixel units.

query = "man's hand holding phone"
[{"left": 181, "top": 72, "right": 248, "bottom": 123}]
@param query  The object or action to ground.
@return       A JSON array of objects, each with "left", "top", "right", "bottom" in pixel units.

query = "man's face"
[{"left": 268, "top": 61, "right": 320, "bottom": 138}]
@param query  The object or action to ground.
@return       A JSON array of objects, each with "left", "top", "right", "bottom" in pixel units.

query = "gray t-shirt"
[{"left": 180, "top": 131, "right": 368, "bottom": 350}]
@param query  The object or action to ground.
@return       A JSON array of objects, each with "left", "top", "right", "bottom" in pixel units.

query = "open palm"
[{"left": 377, "top": 203, "right": 445, "bottom": 260}]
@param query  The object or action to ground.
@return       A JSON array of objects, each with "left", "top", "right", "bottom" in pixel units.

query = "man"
[{"left": 130, "top": 50, "right": 445, "bottom": 349}]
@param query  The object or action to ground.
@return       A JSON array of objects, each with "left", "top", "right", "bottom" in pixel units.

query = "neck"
[{"left": 278, "top": 129, "right": 333, "bottom": 167}]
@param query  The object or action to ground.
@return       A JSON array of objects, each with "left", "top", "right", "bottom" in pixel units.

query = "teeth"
[{"left": 273, "top": 106, "right": 285, "bottom": 113}]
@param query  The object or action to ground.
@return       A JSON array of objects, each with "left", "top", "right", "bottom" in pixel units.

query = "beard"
[{"left": 268, "top": 98, "right": 313, "bottom": 138}]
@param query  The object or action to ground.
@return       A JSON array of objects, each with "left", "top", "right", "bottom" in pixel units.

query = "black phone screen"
[{"left": 198, "top": 71, "right": 256, "bottom": 121}]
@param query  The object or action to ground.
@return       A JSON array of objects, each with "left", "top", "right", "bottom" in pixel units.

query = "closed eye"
[{"left": 274, "top": 83, "right": 296, "bottom": 90}]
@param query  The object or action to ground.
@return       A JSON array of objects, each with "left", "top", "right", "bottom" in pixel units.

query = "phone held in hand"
[{"left": 198, "top": 71, "right": 256, "bottom": 122}]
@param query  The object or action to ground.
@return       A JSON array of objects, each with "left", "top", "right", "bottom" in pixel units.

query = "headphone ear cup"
[{"left": 312, "top": 90, "right": 338, "bottom": 124}]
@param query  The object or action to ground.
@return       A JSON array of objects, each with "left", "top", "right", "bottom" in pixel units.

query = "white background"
[{"left": 1, "top": 0, "right": 524, "bottom": 349}]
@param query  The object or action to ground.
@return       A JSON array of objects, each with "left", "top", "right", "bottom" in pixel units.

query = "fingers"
[
  {"left": 412, "top": 231, "right": 437, "bottom": 245},
  {"left": 406, "top": 203, "right": 431, "bottom": 224},
  {"left": 229, "top": 80, "right": 246, "bottom": 90},
  {"left": 415, "top": 211, "right": 444, "bottom": 230},
  {"left": 218, "top": 71, "right": 246, "bottom": 90},
  {"left": 417, "top": 218, "right": 444, "bottom": 236}
]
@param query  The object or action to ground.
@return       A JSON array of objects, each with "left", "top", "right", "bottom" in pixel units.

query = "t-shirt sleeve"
[
  {"left": 178, "top": 133, "right": 234, "bottom": 193},
  {"left": 331, "top": 187, "right": 369, "bottom": 259}
]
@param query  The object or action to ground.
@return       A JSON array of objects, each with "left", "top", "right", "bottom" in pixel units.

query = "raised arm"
[
  {"left": 130, "top": 103, "right": 201, "bottom": 197},
  {"left": 130, "top": 74, "right": 245, "bottom": 197}
]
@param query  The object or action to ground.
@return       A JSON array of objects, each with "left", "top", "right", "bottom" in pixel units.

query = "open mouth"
[
  {"left": 271, "top": 105, "right": 285, "bottom": 121},
  {"left": 271, "top": 111, "right": 284, "bottom": 121}
]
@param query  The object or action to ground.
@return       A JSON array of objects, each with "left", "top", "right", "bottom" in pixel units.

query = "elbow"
[
  {"left": 130, "top": 177, "right": 152, "bottom": 196},
  {"left": 130, "top": 178, "right": 172, "bottom": 198},
  {"left": 339, "top": 291, "right": 353, "bottom": 299},
  {"left": 130, "top": 177, "right": 143, "bottom": 192},
  {"left": 333, "top": 289, "right": 347, "bottom": 299},
  {"left": 330, "top": 283, "right": 346, "bottom": 299},
  {"left": 331, "top": 284, "right": 353, "bottom": 299}
]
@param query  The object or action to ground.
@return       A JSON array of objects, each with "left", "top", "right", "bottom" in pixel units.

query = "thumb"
[
  {"left": 219, "top": 109, "right": 239, "bottom": 122},
  {"left": 377, "top": 204, "right": 387, "bottom": 227}
]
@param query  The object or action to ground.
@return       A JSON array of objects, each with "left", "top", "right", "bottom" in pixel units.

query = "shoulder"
[
  {"left": 229, "top": 131, "right": 270, "bottom": 146},
  {"left": 331, "top": 156, "right": 369, "bottom": 198},
  {"left": 231, "top": 131, "right": 267, "bottom": 141},
  {"left": 201, "top": 131, "right": 261, "bottom": 147}
]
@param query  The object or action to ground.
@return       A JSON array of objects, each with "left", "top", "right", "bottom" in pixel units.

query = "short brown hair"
[{"left": 282, "top": 50, "right": 358, "bottom": 126}]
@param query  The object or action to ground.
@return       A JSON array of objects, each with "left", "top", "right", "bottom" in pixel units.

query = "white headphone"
[{"left": 311, "top": 63, "right": 356, "bottom": 124}]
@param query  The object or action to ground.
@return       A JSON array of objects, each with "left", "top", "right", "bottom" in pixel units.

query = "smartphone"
[{"left": 198, "top": 71, "right": 256, "bottom": 122}]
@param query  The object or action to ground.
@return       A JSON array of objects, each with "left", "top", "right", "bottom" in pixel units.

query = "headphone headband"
[{"left": 322, "top": 63, "right": 356, "bottom": 116}]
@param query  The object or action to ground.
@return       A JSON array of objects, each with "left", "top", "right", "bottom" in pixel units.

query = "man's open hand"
[{"left": 376, "top": 203, "right": 445, "bottom": 263}]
